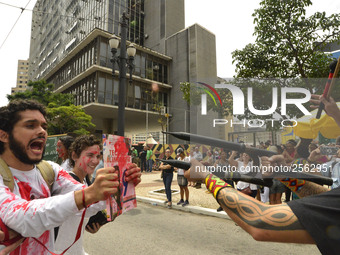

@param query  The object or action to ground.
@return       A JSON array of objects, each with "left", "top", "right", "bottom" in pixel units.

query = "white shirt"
[
  {"left": 193, "top": 151, "right": 202, "bottom": 161},
  {"left": 0, "top": 161, "right": 104, "bottom": 254},
  {"left": 236, "top": 161, "right": 257, "bottom": 191},
  {"left": 54, "top": 180, "right": 105, "bottom": 255},
  {"left": 60, "top": 159, "right": 72, "bottom": 172},
  {"left": 177, "top": 157, "right": 190, "bottom": 175}
]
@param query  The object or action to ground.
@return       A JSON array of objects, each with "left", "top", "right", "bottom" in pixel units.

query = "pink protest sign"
[{"left": 102, "top": 134, "right": 137, "bottom": 220}]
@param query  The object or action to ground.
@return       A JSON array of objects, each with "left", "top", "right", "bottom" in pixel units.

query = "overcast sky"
[{"left": 0, "top": 0, "right": 339, "bottom": 107}]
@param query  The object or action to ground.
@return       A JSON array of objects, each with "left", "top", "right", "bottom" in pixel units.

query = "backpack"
[{"left": 0, "top": 157, "right": 55, "bottom": 192}]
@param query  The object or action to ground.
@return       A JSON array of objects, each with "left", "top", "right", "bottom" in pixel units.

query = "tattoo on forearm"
[
  {"left": 297, "top": 182, "right": 329, "bottom": 197},
  {"left": 217, "top": 189, "right": 303, "bottom": 231},
  {"left": 280, "top": 178, "right": 328, "bottom": 198}
]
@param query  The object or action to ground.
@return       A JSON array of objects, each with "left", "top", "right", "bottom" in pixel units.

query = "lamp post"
[{"left": 109, "top": 12, "right": 136, "bottom": 136}]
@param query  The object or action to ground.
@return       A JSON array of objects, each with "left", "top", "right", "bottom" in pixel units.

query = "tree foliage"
[
  {"left": 47, "top": 105, "right": 95, "bottom": 135},
  {"left": 233, "top": 0, "right": 340, "bottom": 80},
  {"left": 180, "top": 0, "right": 340, "bottom": 124},
  {"left": 229, "top": 0, "right": 340, "bottom": 120},
  {"left": 7, "top": 80, "right": 95, "bottom": 135},
  {"left": 8, "top": 80, "right": 73, "bottom": 107}
]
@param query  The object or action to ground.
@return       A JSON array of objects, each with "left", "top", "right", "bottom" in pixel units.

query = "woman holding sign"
[{"left": 55, "top": 135, "right": 105, "bottom": 255}]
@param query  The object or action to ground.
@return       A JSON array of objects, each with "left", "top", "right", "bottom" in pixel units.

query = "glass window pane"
[
  {"left": 158, "top": 64, "right": 163, "bottom": 82},
  {"left": 100, "top": 41, "right": 107, "bottom": 57},
  {"left": 105, "top": 93, "right": 112, "bottom": 104},
  {"left": 98, "top": 77, "right": 105, "bottom": 92},
  {"left": 164, "top": 65, "right": 168, "bottom": 83},
  {"left": 113, "top": 79, "right": 118, "bottom": 105},
  {"left": 106, "top": 79, "right": 113, "bottom": 93},
  {"left": 135, "top": 85, "right": 141, "bottom": 98},
  {"left": 98, "top": 92, "right": 105, "bottom": 103},
  {"left": 146, "top": 59, "right": 153, "bottom": 80},
  {"left": 141, "top": 55, "right": 145, "bottom": 78},
  {"left": 134, "top": 54, "right": 141, "bottom": 75}
]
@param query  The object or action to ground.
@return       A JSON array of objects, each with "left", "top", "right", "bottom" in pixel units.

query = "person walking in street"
[{"left": 159, "top": 149, "right": 174, "bottom": 208}]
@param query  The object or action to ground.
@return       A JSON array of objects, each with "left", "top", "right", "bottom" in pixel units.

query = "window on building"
[
  {"left": 113, "top": 79, "right": 118, "bottom": 105},
  {"left": 98, "top": 76, "right": 105, "bottom": 104},
  {"left": 99, "top": 40, "right": 109, "bottom": 67},
  {"left": 105, "top": 79, "right": 113, "bottom": 105},
  {"left": 146, "top": 59, "right": 153, "bottom": 80},
  {"left": 135, "top": 85, "right": 141, "bottom": 109}
]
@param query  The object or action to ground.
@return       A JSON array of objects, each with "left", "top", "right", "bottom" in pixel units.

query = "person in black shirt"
[
  {"left": 139, "top": 146, "right": 147, "bottom": 172},
  {"left": 159, "top": 149, "right": 174, "bottom": 208}
]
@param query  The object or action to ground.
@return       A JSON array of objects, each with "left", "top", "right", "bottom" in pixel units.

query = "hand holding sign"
[{"left": 102, "top": 135, "right": 137, "bottom": 220}]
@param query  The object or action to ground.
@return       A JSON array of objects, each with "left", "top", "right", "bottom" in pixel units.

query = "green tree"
[
  {"left": 8, "top": 80, "right": 73, "bottom": 107},
  {"left": 229, "top": 0, "right": 340, "bottom": 120},
  {"left": 233, "top": 0, "right": 340, "bottom": 80},
  {"left": 7, "top": 80, "right": 95, "bottom": 135},
  {"left": 47, "top": 105, "right": 95, "bottom": 135},
  {"left": 180, "top": 0, "right": 340, "bottom": 123}
]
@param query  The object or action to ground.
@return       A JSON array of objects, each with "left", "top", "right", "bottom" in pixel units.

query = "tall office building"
[
  {"left": 28, "top": 0, "right": 221, "bottom": 142},
  {"left": 11, "top": 59, "right": 29, "bottom": 95}
]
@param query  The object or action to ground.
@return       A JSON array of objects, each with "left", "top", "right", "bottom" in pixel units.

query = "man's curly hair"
[
  {"left": 0, "top": 100, "right": 46, "bottom": 154},
  {"left": 68, "top": 135, "right": 102, "bottom": 168}
]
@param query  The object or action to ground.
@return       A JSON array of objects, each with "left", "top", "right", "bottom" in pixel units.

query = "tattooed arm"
[
  {"left": 186, "top": 159, "right": 315, "bottom": 244},
  {"left": 217, "top": 185, "right": 314, "bottom": 243},
  {"left": 283, "top": 180, "right": 328, "bottom": 198}
]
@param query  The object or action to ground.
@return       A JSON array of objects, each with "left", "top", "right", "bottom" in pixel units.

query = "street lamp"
[{"left": 109, "top": 12, "right": 136, "bottom": 136}]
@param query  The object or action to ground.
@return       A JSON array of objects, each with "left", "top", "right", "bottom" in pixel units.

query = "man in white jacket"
[{"left": 0, "top": 99, "right": 141, "bottom": 254}]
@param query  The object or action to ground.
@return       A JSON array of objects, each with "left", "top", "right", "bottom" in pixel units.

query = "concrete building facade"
[
  {"left": 11, "top": 59, "right": 29, "bottom": 95},
  {"left": 28, "top": 0, "right": 221, "bottom": 143}
]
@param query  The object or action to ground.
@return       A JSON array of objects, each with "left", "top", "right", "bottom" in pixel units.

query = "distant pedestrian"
[
  {"left": 159, "top": 149, "right": 174, "bottom": 208},
  {"left": 176, "top": 148, "right": 189, "bottom": 207},
  {"left": 139, "top": 146, "right": 147, "bottom": 172},
  {"left": 146, "top": 146, "right": 153, "bottom": 172},
  {"left": 131, "top": 147, "right": 139, "bottom": 166},
  {"left": 192, "top": 146, "right": 202, "bottom": 188},
  {"left": 193, "top": 146, "right": 203, "bottom": 161}
]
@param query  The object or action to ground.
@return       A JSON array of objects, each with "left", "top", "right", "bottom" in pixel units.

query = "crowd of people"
[
  {"left": 183, "top": 94, "right": 340, "bottom": 254},
  {"left": 181, "top": 136, "right": 340, "bottom": 213}
]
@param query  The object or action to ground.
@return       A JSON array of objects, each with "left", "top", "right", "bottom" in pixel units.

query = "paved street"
[{"left": 84, "top": 202, "right": 320, "bottom": 255}]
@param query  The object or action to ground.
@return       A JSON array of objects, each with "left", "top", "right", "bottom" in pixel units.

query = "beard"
[{"left": 9, "top": 133, "right": 45, "bottom": 165}]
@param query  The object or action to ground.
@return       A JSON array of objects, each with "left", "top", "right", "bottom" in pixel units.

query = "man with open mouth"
[{"left": 0, "top": 99, "right": 141, "bottom": 254}]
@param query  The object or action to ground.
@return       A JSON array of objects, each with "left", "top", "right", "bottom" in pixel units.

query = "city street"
[{"left": 84, "top": 202, "right": 320, "bottom": 255}]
